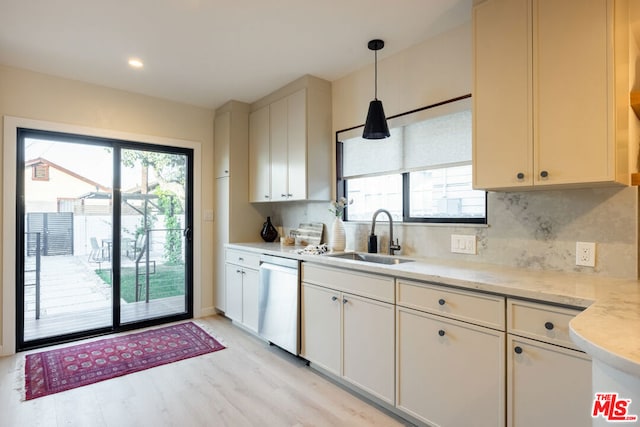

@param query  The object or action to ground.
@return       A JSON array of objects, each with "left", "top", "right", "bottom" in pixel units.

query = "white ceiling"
[{"left": 0, "top": 0, "right": 472, "bottom": 109}]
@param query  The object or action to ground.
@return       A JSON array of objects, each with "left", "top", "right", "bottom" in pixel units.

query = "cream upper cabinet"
[
  {"left": 214, "top": 111, "right": 231, "bottom": 178},
  {"left": 269, "top": 96, "right": 290, "bottom": 200},
  {"left": 285, "top": 89, "right": 307, "bottom": 201},
  {"left": 473, "top": 0, "right": 532, "bottom": 189},
  {"left": 249, "top": 105, "right": 271, "bottom": 202},
  {"left": 270, "top": 89, "right": 312, "bottom": 201},
  {"left": 249, "top": 75, "right": 331, "bottom": 202},
  {"left": 473, "top": 0, "right": 630, "bottom": 190}
]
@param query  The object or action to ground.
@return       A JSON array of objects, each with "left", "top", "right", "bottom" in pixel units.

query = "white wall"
[{"left": 0, "top": 65, "right": 215, "bottom": 354}]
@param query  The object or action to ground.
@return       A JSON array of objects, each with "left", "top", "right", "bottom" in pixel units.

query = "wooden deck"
[
  {"left": 24, "top": 296, "right": 186, "bottom": 341},
  {"left": 22, "top": 255, "right": 186, "bottom": 342}
]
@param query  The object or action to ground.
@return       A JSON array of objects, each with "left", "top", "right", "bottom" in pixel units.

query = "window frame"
[{"left": 336, "top": 94, "right": 487, "bottom": 225}]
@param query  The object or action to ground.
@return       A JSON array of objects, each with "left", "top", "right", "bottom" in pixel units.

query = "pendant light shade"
[
  {"left": 363, "top": 99, "right": 390, "bottom": 139},
  {"left": 363, "top": 39, "right": 390, "bottom": 140}
]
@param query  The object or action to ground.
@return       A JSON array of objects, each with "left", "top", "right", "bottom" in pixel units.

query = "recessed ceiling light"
[{"left": 128, "top": 58, "right": 144, "bottom": 69}]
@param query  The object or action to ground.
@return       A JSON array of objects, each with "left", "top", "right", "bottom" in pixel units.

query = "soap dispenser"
[{"left": 368, "top": 234, "right": 377, "bottom": 253}]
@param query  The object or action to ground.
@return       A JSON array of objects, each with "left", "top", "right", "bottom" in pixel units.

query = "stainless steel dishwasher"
[{"left": 258, "top": 255, "right": 300, "bottom": 355}]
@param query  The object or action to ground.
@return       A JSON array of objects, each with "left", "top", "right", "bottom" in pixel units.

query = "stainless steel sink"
[{"left": 328, "top": 252, "right": 414, "bottom": 265}]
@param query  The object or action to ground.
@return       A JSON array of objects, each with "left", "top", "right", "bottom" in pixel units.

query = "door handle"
[{"left": 183, "top": 227, "right": 192, "bottom": 241}]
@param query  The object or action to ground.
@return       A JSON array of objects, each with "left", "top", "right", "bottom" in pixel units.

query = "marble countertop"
[{"left": 226, "top": 242, "right": 640, "bottom": 377}]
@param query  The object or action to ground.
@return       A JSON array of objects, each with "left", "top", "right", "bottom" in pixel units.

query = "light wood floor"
[{"left": 0, "top": 315, "right": 411, "bottom": 427}]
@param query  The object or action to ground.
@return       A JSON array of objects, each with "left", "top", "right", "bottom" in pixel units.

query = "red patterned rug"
[{"left": 24, "top": 322, "right": 225, "bottom": 400}]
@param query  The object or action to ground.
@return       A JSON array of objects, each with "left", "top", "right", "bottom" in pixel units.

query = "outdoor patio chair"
[
  {"left": 88, "top": 237, "right": 108, "bottom": 271},
  {"left": 127, "top": 234, "right": 146, "bottom": 260}
]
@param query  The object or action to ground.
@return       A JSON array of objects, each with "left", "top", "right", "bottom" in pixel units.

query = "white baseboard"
[{"left": 198, "top": 306, "right": 218, "bottom": 317}]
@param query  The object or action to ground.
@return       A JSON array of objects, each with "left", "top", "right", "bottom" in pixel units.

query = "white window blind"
[{"left": 341, "top": 97, "right": 472, "bottom": 179}]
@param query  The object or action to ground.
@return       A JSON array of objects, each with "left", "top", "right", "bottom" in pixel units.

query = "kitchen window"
[{"left": 337, "top": 95, "right": 486, "bottom": 224}]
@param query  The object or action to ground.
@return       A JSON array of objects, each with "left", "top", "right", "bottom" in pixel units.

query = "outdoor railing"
[{"left": 24, "top": 232, "right": 42, "bottom": 319}]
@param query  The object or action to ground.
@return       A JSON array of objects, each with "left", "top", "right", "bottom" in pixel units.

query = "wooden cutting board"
[{"left": 292, "top": 222, "right": 324, "bottom": 245}]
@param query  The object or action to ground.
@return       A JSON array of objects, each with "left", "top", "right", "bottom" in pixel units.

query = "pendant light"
[{"left": 363, "top": 39, "right": 390, "bottom": 139}]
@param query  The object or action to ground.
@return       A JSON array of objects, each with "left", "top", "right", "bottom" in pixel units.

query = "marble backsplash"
[{"left": 269, "top": 186, "right": 639, "bottom": 279}]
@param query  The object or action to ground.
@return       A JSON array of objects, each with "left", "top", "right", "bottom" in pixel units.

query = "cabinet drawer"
[
  {"left": 302, "top": 263, "right": 394, "bottom": 303},
  {"left": 225, "top": 248, "right": 260, "bottom": 269},
  {"left": 507, "top": 299, "right": 583, "bottom": 350},
  {"left": 397, "top": 280, "right": 505, "bottom": 330}
]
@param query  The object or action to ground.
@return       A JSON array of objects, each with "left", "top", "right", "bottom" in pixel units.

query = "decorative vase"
[
  {"left": 330, "top": 217, "right": 346, "bottom": 252},
  {"left": 260, "top": 216, "right": 278, "bottom": 242}
]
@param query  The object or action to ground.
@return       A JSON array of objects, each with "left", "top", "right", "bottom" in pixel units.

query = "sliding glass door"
[
  {"left": 20, "top": 137, "right": 114, "bottom": 342},
  {"left": 17, "top": 129, "right": 193, "bottom": 350},
  {"left": 118, "top": 147, "right": 191, "bottom": 324}
]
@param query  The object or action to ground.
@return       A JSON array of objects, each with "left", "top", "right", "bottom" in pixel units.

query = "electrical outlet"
[
  {"left": 576, "top": 242, "right": 596, "bottom": 267},
  {"left": 451, "top": 234, "right": 476, "bottom": 255}
]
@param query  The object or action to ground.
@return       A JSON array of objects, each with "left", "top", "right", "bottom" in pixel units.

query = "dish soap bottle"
[{"left": 260, "top": 216, "right": 278, "bottom": 242}]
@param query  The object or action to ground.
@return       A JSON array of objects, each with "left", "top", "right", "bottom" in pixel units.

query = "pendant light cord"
[{"left": 374, "top": 49, "right": 378, "bottom": 100}]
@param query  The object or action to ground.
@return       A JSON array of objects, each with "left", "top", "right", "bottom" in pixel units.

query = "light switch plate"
[{"left": 451, "top": 234, "right": 476, "bottom": 255}]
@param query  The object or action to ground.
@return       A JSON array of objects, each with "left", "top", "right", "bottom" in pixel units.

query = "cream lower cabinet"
[
  {"left": 301, "top": 264, "right": 395, "bottom": 405},
  {"left": 225, "top": 249, "right": 260, "bottom": 333},
  {"left": 508, "top": 335, "right": 592, "bottom": 427},
  {"left": 396, "top": 280, "right": 505, "bottom": 426},
  {"left": 507, "top": 299, "right": 592, "bottom": 427},
  {"left": 300, "top": 283, "right": 341, "bottom": 375}
]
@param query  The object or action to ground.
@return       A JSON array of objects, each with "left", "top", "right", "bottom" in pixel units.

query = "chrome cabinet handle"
[
  {"left": 331, "top": 296, "right": 338, "bottom": 301},
  {"left": 342, "top": 298, "right": 348, "bottom": 304}
]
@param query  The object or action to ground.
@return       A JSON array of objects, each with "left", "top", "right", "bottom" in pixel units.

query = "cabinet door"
[
  {"left": 472, "top": 0, "right": 532, "bottom": 189},
  {"left": 214, "top": 178, "right": 229, "bottom": 311},
  {"left": 300, "top": 283, "right": 341, "bottom": 376},
  {"left": 249, "top": 106, "right": 271, "bottom": 202},
  {"left": 533, "top": 0, "right": 610, "bottom": 186},
  {"left": 286, "top": 89, "right": 307, "bottom": 201},
  {"left": 241, "top": 268, "right": 259, "bottom": 333},
  {"left": 214, "top": 112, "right": 230, "bottom": 178},
  {"left": 508, "top": 335, "right": 592, "bottom": 427},
  {"left": 270, "top": 97, "right": 289, "bottom": 201},
  {"left": 342, "top": 293, "right": 395, "bottom": 405},
  {"left": 225, "top": 263, "right": 243, "bottom": 323},
  {"left": 397, "top": 307, "right": 505, "bottom": 426}
]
